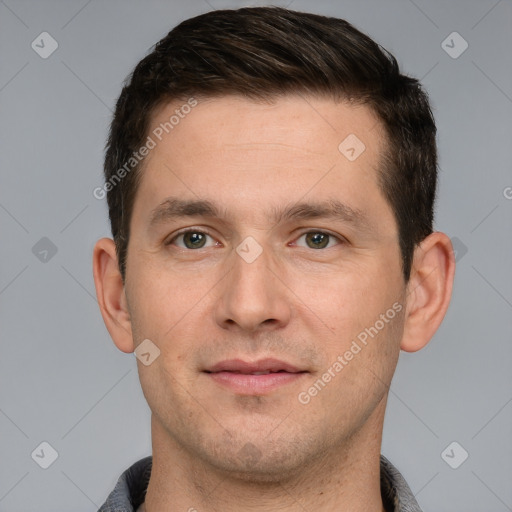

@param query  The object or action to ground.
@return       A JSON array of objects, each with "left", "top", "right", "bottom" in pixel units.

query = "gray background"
[{"left": 1, "top": 0, "right": 511, "bottom": 510}]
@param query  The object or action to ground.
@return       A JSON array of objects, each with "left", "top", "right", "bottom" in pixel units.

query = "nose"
[{"left": 214, "top": 240, "right": 292, "bottom": 333}]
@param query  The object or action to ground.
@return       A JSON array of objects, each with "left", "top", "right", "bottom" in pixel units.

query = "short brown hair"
[{"left": 104, "top": 6, "right": 437, "bottom": 281}]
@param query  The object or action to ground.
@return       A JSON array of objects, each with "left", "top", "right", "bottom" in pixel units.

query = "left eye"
[{"left": 295, "top": 231, "right": 340, "bottom": 249}]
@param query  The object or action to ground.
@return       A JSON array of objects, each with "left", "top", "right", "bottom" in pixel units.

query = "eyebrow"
[{"left": 149, "top": 197, "right": 372, "bottom": 232}]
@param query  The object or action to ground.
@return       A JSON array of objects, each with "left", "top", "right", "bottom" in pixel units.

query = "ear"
[
  {"left": 400, "top": 232, "right": 455, "bottom": 352},
  {"left": 92, "top": 237, "right": 134, "bottom": 353}
]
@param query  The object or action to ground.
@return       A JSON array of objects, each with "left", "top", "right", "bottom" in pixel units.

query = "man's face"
[{"left": 125, "top": 95, "right": 406, "bottom": 478}]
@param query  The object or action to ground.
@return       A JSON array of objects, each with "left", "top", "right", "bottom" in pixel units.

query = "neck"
[{"left": 144, "top": 399, "right": 388, "bottom": 512}]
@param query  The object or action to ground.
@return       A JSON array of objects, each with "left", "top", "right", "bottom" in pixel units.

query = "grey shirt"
[{"left": 98, "top": 454, "right": 422, "bottom": 511}]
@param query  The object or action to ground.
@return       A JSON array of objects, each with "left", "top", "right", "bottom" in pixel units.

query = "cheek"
[
  {"left": 126, "top": 261, "right": 201, "bottom": 340},
  {"left": 293, "top": 266, "right": 405, "bottom": 387},
  {"left": 126, "top": 269, "right": 214, "bottom": 388},
  {"left": 293, "top": 264, "right": 398, "bottom": 334}
]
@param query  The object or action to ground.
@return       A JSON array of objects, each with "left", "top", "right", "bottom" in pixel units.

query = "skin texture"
[{"left": 93, "top": 95, "right": 455, "bottom": 511}]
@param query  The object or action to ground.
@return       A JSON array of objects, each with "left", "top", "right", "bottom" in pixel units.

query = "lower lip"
[{"left": 206, "top": 371, "right": 306, "bottom": 394}]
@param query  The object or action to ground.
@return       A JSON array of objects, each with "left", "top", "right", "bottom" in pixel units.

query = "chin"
[{"left": 202, "top": 432, "right": 322, "bottom": 484}]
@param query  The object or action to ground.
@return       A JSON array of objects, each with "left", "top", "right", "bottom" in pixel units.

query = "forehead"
[
  {"left": 148, "top": 94, "right": 384, "bottom": 163},
  {"left": 132, "top": 94, "right": 393, "bottom": 233}
]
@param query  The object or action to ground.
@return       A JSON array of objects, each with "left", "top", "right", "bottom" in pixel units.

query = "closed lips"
[{"left": 204, "top": 358, "right": 307, "bottom": 374}]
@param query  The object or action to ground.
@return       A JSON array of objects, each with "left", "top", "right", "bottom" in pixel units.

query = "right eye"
[{"left": 166, "top": 229, "right": 219, "bottom": 250}]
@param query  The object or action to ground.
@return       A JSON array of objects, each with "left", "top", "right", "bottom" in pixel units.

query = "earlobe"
[
  {"left": 400, "top": 232, "right": 455, "bottom": 353},
  {"left": 92, "top": 237, "right": 134, "bottom": 353}
]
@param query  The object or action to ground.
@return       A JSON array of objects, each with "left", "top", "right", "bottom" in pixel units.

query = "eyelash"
[{"left": 166, "top": 227, "right": 345, "bottom": 249}]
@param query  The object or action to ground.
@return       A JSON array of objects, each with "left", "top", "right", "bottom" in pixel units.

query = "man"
[{"left": 93, "top": 6, "right": 455, "bottom": 512}]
